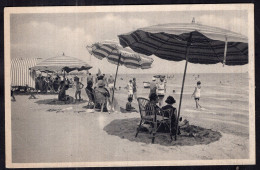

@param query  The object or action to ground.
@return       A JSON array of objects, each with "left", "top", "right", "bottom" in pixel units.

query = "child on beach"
[
  {"left": 75, "top": 79, "right": 84, "bottom": 101},
  {"left": 191, "top": 81, "right": 202, "bottom": 109},
  {"left": 125, "top": 96, "right": 136, "bottom": 111}
]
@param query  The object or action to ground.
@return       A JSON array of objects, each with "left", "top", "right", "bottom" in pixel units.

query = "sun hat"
[
  {"left": 165, "top": 96, "right": 176, "bottom": 104},
  {"left": 97, "top": 80, "right": 105, "bottom": 87}
]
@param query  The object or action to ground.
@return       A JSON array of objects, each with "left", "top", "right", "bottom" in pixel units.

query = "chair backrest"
[
  {"left": 137, "top": 97, "right": 154, "bottom": 118},
  {"left": 94, "top": 89, "right": 107, "bottom": 103},
  {"left": 86, "top": 88, "right": 95, "bottom": 102}
]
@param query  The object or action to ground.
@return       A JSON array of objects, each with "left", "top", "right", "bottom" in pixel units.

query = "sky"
[{"left": 10, "top": 9, "right": 249, "bottom": 74}]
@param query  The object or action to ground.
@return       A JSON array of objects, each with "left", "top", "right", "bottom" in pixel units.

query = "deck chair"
[
  {"left": 136, "top": 97, "right": 174, "bottom": 143},
  {"left": 136, "top": 97, "right": 156, "bottom": 142},
  {"left": 85, "top": 88, "right": 96, "bottom": 108},
  {"left": 156, "top": 108, "right": 174, "bottom": 140},
  {"left": 93, "top": 89, "right": 107, "bottom": 113}
]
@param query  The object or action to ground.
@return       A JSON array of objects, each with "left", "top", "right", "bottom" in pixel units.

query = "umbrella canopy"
[
  {"left": 119, "top": 22, "right": 248, "bottom": 66},
  {"left": 30, "top": 53, "right": 92, "bottom": 73},
  {"left": 87, "top": 40, "right": 154, "bottom": 69},
  {"left": 87, "top": 40, "right": 154, "bottom": 103},
  {"left": 118, "top": 20, "right": 248, "bottom": 141}
]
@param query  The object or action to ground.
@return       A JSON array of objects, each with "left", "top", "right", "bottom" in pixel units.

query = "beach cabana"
[
  {"left": 118, "top": 19, "right": 248, "bottom": 140},
  {"left": 30, "top": 53, "right": 92, "bottom": 75},
  {"left": 11, "top": 58, "right": 41, "bottom": 89}
]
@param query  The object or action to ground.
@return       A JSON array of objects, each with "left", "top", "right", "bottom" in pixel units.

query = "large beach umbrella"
[
  {"left": 30, "top": 53, "right": 92, "bottom": 75},
  {"left": 118, "top": 19, "right": 248, "bottom": 140},
  {"left": 86, "top": 40, "right": 154, "bottom": 103}
]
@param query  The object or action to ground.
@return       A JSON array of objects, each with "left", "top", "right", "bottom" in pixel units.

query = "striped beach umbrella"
[
  {"left": 118, "top": 19, "right": 248, "bottom": 140},
  {"left": 11, "top": 58, "right": 41, "bottom": 88},
  {"left": 86, "top": 40, "right": 154, "bottom": 102},
  {"left": 30, "top": 53, "right": 92, "bottom": 74}
]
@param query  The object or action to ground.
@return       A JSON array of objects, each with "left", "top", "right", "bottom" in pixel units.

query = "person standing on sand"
[
  {"left": 107, "top": 74, "right": 115, "bottom": 94},
  {"left": 149, "top": 77, "right": 157, "bottom": 98},
  {"left": 75, "top": 79, "right": 84, "bottom": 101},
  {"left": 87, "top": 73, "right": 93, "bottom": 84},
  {"left": 191, "top": 81, "right": 202, "bottom": 109},
  {"left": 133, "top": 78, "right": 137, "bottom": 99},
  {"left": 127, "top": 80, "right": 134, "bottom": 98},
  {"left": 157, "top": 77, "right": 166, "bottom": 107}
]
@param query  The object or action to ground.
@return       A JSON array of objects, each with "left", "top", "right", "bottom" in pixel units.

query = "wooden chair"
[
  {"left": 85, "top": 88, "right": 96, "bottom": 108},
  {"left": 136, "top": 97, "right": 174, "bottom": 143}
]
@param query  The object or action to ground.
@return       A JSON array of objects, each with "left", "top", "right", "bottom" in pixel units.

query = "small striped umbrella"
[
  {"left": 86, "top": 40, "right": 154, "bottom": 102},
  {"left": 118, "top": 19, "right": 248, "bottom": 141},
  {"left": 11, "top": 58, "right": 42, "bottom": 88},
  {"left": 30, "top": 53, "right": 92, "bottom": 74}
]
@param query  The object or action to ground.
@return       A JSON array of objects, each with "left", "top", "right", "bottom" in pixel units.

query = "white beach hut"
[{"left": 11, "top": 58, "right": 41, "bottom": 89}]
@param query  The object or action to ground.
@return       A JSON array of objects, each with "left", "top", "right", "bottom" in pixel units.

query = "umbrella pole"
[
  {"left": 112, "top": 54, "right": 121, "bottom": 104},
  {"left": 175, "top": 34, "right": 192, "bottom": 141}
]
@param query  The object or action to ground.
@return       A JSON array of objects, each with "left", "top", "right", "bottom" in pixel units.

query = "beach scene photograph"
[{"left": 4, "top": 4, "right": 255, "bottom": 168}]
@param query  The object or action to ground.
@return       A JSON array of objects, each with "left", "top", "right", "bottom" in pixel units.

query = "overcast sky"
[{"left": 10, "top": 9, "right": 248, "bottom": 74}]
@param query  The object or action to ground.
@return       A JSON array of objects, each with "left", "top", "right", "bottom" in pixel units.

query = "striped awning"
[
  {"left": 118, "top": 22, "right": 248, "bottom": 66},
  {"left": 11, "top": 58, "right": 41, "bottom": 88},
  {"left": 30, "top": 54, "right": 92, "bottom": 73},
  {"left": 86, "top": 40, "right": 153, "bottom": 69}
]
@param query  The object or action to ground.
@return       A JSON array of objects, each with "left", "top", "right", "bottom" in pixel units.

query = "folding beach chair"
[{"left": 136, "top": 97, "right": 174, "bottom": 143}]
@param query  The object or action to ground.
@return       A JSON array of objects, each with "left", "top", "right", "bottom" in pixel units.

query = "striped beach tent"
[
  {"left": 30, "top": 53, "right": 92, "bottom": 73},
  {"left": 11, "top": 58, "right": 41, "bottom": 88}
]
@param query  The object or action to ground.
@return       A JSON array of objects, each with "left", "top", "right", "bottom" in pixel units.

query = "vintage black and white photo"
[{"left": 4, "top": 4, "right": 255, "bottom": 168}]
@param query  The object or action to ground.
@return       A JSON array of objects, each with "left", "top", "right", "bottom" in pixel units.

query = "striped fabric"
[
  {"left": 118, "top": 23, "right": 248, "bottom": 66},
  {"left": 87, "top": 41, "right": 153, "bottom": 69},
  {"left": 11, "top": 58, "right": 40, "bottom": 88},
  {"left": 31, "top": 54, "right": 92, "bottom": 73}
]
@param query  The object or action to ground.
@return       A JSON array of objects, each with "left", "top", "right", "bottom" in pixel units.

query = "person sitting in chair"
[
  {"left": 162, "top": 96, "right": 182, "bottom": 134},
  {"left": 145, "top": 93, "right": 160, "bottom": 116},
  {"left": 94, "top": 80, "right": 110, "bottom": 111}
]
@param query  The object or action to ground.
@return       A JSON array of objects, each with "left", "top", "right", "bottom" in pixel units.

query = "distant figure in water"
[{"left": 191, "top": 81, "right": 202, "bottom": 109}]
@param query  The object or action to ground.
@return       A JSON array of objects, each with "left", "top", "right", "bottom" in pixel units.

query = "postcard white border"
[{"left": 4, "top": 4, "right": 255, "bottom": 168}]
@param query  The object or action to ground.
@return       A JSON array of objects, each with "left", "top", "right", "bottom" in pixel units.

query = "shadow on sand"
[
  {"left": 104, "top": 118, "right": 222, "bottom": 146},
  {"left": 35, "top": 98, "right": 87, "bottom": 105}
]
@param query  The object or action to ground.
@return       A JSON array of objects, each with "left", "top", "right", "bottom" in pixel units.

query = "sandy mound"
[{"left": 104, "top": 118, "right": 221, "bottom": 146}]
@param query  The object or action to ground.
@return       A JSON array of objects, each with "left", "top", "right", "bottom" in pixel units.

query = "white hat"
[{"left": 152, "top": 77, "right": 156, "bottom": 81}]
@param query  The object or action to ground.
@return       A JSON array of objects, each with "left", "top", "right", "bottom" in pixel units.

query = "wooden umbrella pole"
[
  {"left": 112, "top": 54, "right": 121, "bottom": 104},
  {"left": 175, "top": 33, "right": 192, "bottom": 141}
]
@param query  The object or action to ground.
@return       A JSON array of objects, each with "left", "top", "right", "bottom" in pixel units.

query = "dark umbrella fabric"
[{"left": 119, "top": 23, "right": 248, "bottom": 66}]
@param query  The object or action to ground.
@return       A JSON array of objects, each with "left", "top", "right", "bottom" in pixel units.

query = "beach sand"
[{"left": 10, "top": 80, "right": 249, "bottom": 163}]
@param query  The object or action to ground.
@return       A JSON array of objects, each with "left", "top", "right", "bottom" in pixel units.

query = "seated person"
[
  {"left": 161, "top": 96, "right": 180, "bottom": 134},
  {"left": 94, "top": 80, "right": 110, "bottom": 111},
  {"left": 58, "top": 84, "right": 69, "bottom": 101},
  {"left": 125, "top": 96, "right": 136, "bottom": 112},
  {"left": 145, "top": 93, "right": 160, "bottom": 116}
]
